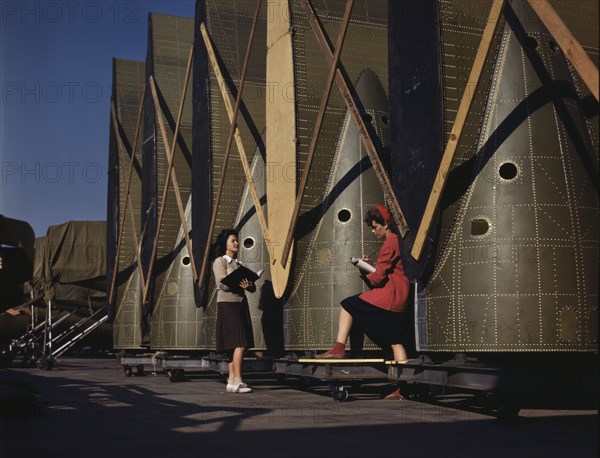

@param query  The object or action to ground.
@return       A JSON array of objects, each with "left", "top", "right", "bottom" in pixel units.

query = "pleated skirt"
[
  {"left": 216, "top": 300, "right": 255, "bottom": 351},
  {"left": 341, "top": 294, "right": 412, "bottom": 349}
]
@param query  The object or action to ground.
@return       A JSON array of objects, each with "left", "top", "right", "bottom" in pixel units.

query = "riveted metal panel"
[
  {"left": 108, "top": 59, "right": 145, "bottom": 349},
  {"left": 141, "top": 14, "right": 197, "bottom": 349},
  {"left": 418, "top": 1, "right": 598, "bottom": 351}
]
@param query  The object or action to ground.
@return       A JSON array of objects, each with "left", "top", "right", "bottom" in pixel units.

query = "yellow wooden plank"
[
  {"left": 266, "top": 0, "right": 296, "bottom": 297},
  {"left": 297, "top": 358, "right": 385, "bottom": 364},
  {"left": 528, "top": 0, "right": 598, "bottom": 101}
]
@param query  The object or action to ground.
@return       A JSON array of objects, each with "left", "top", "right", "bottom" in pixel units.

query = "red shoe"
[
  {"left": 315, "top": 348, "right": 345, "bottom": 359},
  {"left": 384, "top": 388, "right": 405, "bottom": 400}
]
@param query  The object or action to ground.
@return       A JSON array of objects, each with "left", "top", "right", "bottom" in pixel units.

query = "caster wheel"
[
  {"left": 169, "top": 369, "right": 185, "bottom": 383},
  {"left": 124, "top": 366, "right": 133, "bottom": 377},
  {"left": 331, "top": 385, "right": 349, "bottom": 402}
]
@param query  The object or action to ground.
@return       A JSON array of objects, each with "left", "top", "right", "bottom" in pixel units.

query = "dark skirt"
[
  {"left": 341, "top": 295, "right": 412, "bottom": 350},
  {"left": 216, "top": 300, "right": 255, "bottom": 352}
]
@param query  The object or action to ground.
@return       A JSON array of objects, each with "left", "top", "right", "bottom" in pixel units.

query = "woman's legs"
[
  {"left": 316, "top": 307, "right": 353, "bottom": 358},
  {"left": 227, "top": 347, "right": 252, "bottom": 392},
  {"left": 391, "top": 344, "right": 407, "bottom": 362},
  {"left": 336, "top": 307, "right": 353, "bottom": 344},
  {"left": 229, "top": 346, "right": 245, "bottom": 379}
]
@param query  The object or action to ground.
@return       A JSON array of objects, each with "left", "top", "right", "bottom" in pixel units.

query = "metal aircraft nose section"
[
  {"left": 354, "top": 68, "right": 388, "bottom": 113},
  {"left": 285, "top": 68, "right": 390, "bottom": 351},
  {"left": 418, "top": 1, "right": 599, "bottom": 352}
]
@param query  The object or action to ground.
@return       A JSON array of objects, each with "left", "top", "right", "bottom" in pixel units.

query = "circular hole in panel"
[
  {"left": 525, "top": 36, "right": 538, "bottom": 49},
  {"left": 381, "top": 115, "right": 389, "bottom": 125},
  {"left": 471, "top": 218, "right": 490, "bottom": 236},
  {"left": 499, "top": 162, "right": 518, "bottom": 180},
  {"left": 337, "top": 209, "right": 352, "bottom": 223},
  {"left": 181, "top": 256, "right": 191, "bottom": 266},
  {"left": 243, "top": 237, "right": 255, "bottom": 249},
  {"left": 362, "top": 113, "right": 373, "bottom": 124}
]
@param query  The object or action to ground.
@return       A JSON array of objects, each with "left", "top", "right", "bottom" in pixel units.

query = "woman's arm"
[
  {"left": 213, "top": 258, "right": 231, "bottom": 292},
  {"left": 366, "top": 239, "right": 396, "bottom": 287}
]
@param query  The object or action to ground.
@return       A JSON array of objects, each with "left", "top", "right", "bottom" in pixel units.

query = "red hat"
[{"left": 375, "top": 203, "right": 392, "bottom": 225}]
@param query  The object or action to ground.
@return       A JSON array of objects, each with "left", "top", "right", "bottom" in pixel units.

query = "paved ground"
[{"left": 1, "top": 357, "right": 597, "bottom": 458}]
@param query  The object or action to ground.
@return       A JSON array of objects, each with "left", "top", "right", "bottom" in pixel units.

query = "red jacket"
[{"left": 359, "top": 233, "right": 410, "bottom": 312}]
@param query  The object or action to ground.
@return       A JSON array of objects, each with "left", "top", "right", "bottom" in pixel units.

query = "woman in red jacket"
[{"left": 316, "top": 204, "right": 411, "bottom": 361}]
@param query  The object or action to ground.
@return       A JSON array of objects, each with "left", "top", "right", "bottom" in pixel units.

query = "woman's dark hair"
[
  {"left": 214, "top": 228, "right": 238, "bottom": 258},
  {"left": 364, "top": 208, "right": 399, "bottom": 237}
]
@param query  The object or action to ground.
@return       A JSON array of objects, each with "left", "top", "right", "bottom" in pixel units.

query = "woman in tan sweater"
[{"left": 213, "top": 229, "right": 256, "bottom": 393}]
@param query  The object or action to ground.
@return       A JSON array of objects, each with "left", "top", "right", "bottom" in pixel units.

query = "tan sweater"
[{"left": 212, "top": 256, "right": 255, "bottom": 302}]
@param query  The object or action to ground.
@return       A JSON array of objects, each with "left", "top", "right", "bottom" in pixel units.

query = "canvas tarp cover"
[{"left": 41, "top": 221, "right": 107, "bottom": 308}]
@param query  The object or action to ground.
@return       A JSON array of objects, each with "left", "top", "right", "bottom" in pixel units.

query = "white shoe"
[{"left": 227, "top": 382, "right": 252, "bottom": 393}]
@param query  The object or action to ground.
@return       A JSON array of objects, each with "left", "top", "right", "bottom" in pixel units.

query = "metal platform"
[
  {"left": 273, "top": 357, "right": 389, "bottom": 401},
  {"left": 118, "top": 353, "right": 157, "bottom": 377},
  {"left": 202, "top": 355, "right": 275, "bottom": 374}
]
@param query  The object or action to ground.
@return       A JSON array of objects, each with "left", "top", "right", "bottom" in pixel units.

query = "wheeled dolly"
[{"left": 274, "top": 357, "right": 388, "bottom": 402}]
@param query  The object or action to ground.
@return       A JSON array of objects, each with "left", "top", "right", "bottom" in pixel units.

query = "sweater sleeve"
[
  {"left": 366, "top": 238, "right": 397, "bottom": 287},
  {"left": 213, "top": 258, "right": 231, "bottom": 292}
]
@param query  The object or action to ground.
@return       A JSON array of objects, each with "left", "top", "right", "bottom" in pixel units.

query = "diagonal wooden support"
[
  {"left": 411, "top": 0, "right": 506, "bottom": 261},
  {"left": 199, "top": 22, "right": 273, "bottom": 259},
  {"left": 198, "top": 0, "right": 263, "bottom": 288},
  {"left": 280, "top": 0, "right": 354, "bottom": 268},
  {"left": 300, "top": 0, "right": 409, "bottom": 238},
  {"left": 142, "top": 43, "right": 196, "bottom": 305},
  {"left": 108, "top": 90, "right": 147, "bottom": 305},
  {"left": 528, "top": 0, "right": 598, "bottom": 101}
]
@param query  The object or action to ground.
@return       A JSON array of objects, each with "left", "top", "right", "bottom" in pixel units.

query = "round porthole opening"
[
  {"left": 499, "top": 162, "right": 518, "bottom": 180},
  {"left": 337, "top": 209, "right": 351, "bottom": 223},
  {"left": 243, "top": 237, "right": 255, "bottom": 249},
  {"left": 525, "top": 36, "right": 538, "bottom": 49},
  {"left": 381, "top": 115, "right": 389, "bottom": 125},
  {"left": 471, "top": 218, "right": 490, "bottom": 236},
  {"left": 181, "top": 256, "right": 191, "bottom": 266},
  {"left": 362, "top": 113, "right": 373, "bottom": 124}
]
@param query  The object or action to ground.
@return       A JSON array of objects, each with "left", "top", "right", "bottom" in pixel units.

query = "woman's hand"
[
  {"left": 239, "top": 278, "right": 253, "bottom": 289},
  {"left": 362, "top": 255, "right": 373, "bottom": 265}
]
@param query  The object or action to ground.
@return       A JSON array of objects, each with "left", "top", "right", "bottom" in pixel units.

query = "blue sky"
[{"left": 1, "top": 0, "right": 195, "bottom": 237}]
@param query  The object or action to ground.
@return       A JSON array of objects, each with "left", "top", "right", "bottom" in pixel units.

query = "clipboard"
[{"left": 221, "top": 264, "right": 264, "bottom": 290}]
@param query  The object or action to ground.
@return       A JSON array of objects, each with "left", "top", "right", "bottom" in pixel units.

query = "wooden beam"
[
  {"left": 142, "top": 43, "right": 195, "bottom": 305},
  {"left": 299, "top": 0, "right": 409, "bottom": 238},
  {"left": 198, "top": 0, "right": 262, "bottom": 289},
  {"left": 199, "top": 22, "right": 273, "bottom": 259},
  {"left": 108, "top": 90, "right": 147, "bottom": 305},
  {"left": 528, "top": 0, "right": 599, "bottom": 101},
  {"left": 266, "top": 0, "right": 296, "bottom": 297},
  {"left": 280, "top": 0, "right": 354, "bottom": 268},
  {"left": 410, "top": 0, "right": 506, "bottom": 261}
]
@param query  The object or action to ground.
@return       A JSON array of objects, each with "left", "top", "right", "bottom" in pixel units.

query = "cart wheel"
[
  {"left": 331, "top": 385, "right": 349, "bottom": 402},
  {"left": 135, "top": 365, "right": 145, "bottom": 375},
  {"left": 169, "top": 369, "right": 185, "bottom": 383},
  {"left": 123, "top": 366, "right": 133, "bottom": 377}
]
